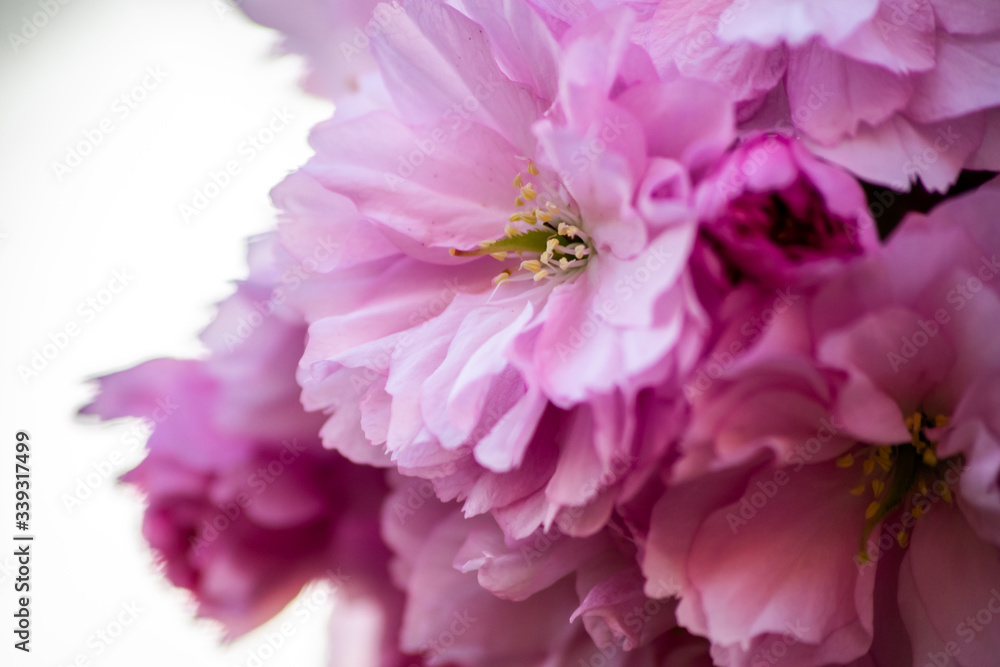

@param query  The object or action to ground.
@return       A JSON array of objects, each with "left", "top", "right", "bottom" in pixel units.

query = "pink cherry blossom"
[
  {"left": 279, "top": 0, "right": 732, "bottom": 540},
  {"left": 82, "top": 238, "right": 406, "bottom": 660},
  {"left": 643, "top": 178, "right": 1000, "bottom": 666},
  {"left": 636, "top": 0, "right": 1000, "bottom": 191},
  {"left": 382, "top": 475, "right": 714, "bottom": 666},
  {"left": 238, "top": 0, "right": 389, "bottom": 98},
  {"left": 693, "top": 132, "right": 881, "bottom": 288}
]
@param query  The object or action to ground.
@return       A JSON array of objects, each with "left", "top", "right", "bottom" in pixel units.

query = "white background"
[{"left": 0, "top": 0, "right": 337, "bottom": 664}]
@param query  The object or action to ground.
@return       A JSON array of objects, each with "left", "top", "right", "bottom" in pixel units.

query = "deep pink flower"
[
  {"left": 643, "top": 179, "right": 1000, "bottom": 666},
  {"left": 637, "top": 0, "right": 1000, "bottom": 191},
  {"left": 81, "top": 238, "right": 406, "bottom": 661},
  {"left": 694, "top": 133, "right": 880, "bottom": 287},
  {"left": 677, "top": 132, "right": 882, "bottom": 405}
]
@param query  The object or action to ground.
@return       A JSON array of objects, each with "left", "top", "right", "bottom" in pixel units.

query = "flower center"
[
  {"left": 837, "top": 412, "right": 961, "bottom": 561},
  {"left": 450, "top": 161, "right": 593, "bottom": 286}
]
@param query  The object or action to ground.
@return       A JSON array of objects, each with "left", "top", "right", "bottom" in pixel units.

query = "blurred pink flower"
[
  {"left": 643, "top": 179, "right": 1000, "bottom": 666},
  {"left": 637, "top": 0, "right": 1000, "bottom": 191},
  {"left": 238, "top": 0, "right": 387, "bottom": 98},
  {"left": 680, "top": 132, "right": 881, "bottom": 404},
  {"left": 694, "top": 133, "right": 880, "bottom": 287},
  {"left": 82, "top": 237, "right": 408, "bottom": 664},
  {"left": 382, "top": 476, "right": 714, "bottom": 666}
]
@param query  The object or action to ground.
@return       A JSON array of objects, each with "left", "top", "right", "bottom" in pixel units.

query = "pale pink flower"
[
  {"left": 238, "top": 0, "right": 388, "bottom": 98},
  {"left": 382, "top": 476, "right": 714, "bottom": 666},
  {"left": 637, "top": 0, "right": 1000, "bottom": 191},
  {"left": 279, "top": 0, "right": 733, "bottom": 539}
]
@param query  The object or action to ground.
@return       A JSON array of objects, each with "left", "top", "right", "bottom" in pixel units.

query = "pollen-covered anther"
[
  {"left": 862, "top": 458, "right": 876, "bottom": 476},
  {"left": 941, "top": 486, "right": 953, "bottom": 504},
  {"left": 521, "top": 183, "right": 537, "bottom": 200},
  {"left": 557, "top": 222, "right": 579, "bottom": 238}
]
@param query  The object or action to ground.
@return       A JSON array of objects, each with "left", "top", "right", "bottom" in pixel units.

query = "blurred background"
[{"left": 0, "top": 0, "right": 335, "bottom": 664}]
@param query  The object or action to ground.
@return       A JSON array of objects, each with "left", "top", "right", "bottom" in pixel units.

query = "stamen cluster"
[
  {"left": 451, "top": 161, "right": 593, "bottom": 285},
  {"left": 837, "top": 412, "right": 957, "bottom": 558}
]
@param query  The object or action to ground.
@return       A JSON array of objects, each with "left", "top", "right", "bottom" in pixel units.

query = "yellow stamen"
[
  {"left": 527, "top": 161, "right": 539, "bottom": 175},
  {"left": 865, "top": 501, "right": 881, "bottom": 520},
  {"left": 872, "top": 479, "right": 885, "bottom": 498},
  {"left": 513, "top": 173, "right": 523, "bottom": 188},
  {"left": 521, "top": 184, "right": 537, "bottom": 200},
  {"left": 862, "top": 458, "right": 876, "bottom": 476},
  {"left": 836, "top": 453, "right": 855, "bottom": 468},
  {"left": 909, "top": 413, "right": 923, "bottom": 449},
  {"left": 492, "top": 270, "right": 511, "bottom": 286},
  {"left": 850, "top": 484, "right": 866, "bottom": 496},
  {"left": 557, "top": 222, "right": 579, "bottom": 238}
]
